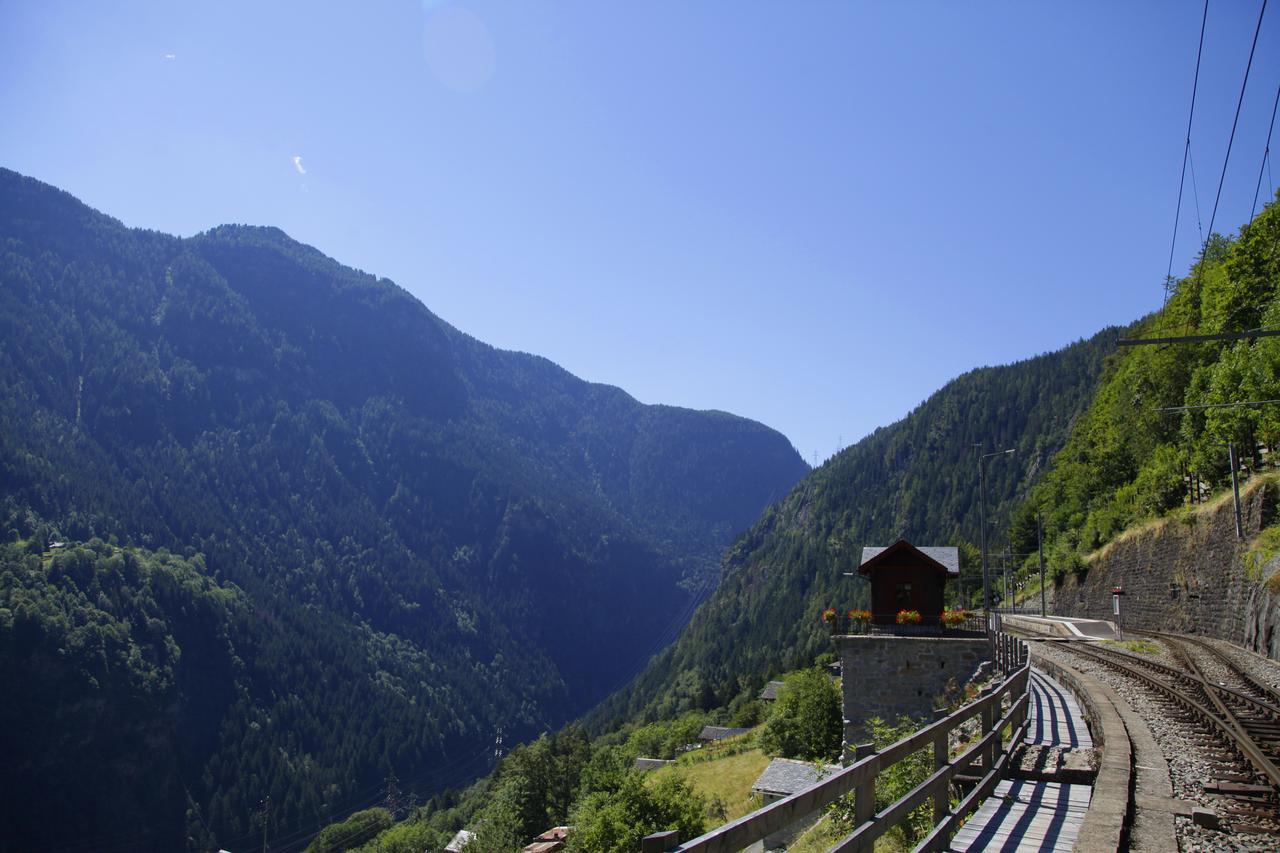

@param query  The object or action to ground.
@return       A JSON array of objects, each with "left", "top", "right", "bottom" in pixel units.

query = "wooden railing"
[{"left": 642, "top": 633, "right": 1030, "bottom": 853}]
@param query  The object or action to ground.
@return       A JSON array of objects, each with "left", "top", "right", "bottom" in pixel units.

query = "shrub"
[{"left": 758, "top": 668, "right": 842, "bottom": 761}]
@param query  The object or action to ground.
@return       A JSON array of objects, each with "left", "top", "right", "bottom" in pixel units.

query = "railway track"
[
  {"left": 1138, "top": 630, "right": 1280, "bottom": 709},
  {"left": 1050, "top": 637, "right": 1280, "bottom": 834}
]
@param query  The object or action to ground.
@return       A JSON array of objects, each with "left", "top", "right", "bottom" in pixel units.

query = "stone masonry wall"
[
  {"left": 834, "top": 635, "right": 988, "bottom": 747},
  {"left": 1048, "top": 480, "right": 1280, "bottom": 659}
]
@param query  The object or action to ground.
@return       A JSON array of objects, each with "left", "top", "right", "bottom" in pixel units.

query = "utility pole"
[
  {"left": 976, "top": 446, "right": 1014, "bottom": 622},
  {"left": 260, "top": 796, "right": 270, "bottom": 853},
  {"left": 976, "top": 444, "right": 987, "bottom": 618},
  {"left": 1038, "top": 512, "right": 1046, "bottom": 618},
  {"left": 1229, "top": 442, "right": 1244, "bottom": 539},
  {"left": 1003, "top": 545, "right": 1010, "bottom": 611}
]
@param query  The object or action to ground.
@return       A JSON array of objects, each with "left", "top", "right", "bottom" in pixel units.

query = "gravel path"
[{"left": 1035, "top": 642, "right": 1278, "bottom": 852}]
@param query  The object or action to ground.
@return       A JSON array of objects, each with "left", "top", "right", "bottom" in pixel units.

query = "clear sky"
[{"left": 3, "top": 1, "right": 1278, "bottom": 462}]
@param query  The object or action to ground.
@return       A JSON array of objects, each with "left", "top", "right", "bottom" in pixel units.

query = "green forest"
[
  {"left": 588, "top": 324, "right": 1120, "bottom": 726},
  {"left": 1012, "top": 193, "right": 1280, "bottom": 570},
  {"left": 4, "top": 157, "right": 1277, "bottom": 852},
  {"left": 0, "top": 169, "right": 806, "bottom": 851},
  {"left": 604, "top": 193, "right": 1280, "bottom": 734},
  {"left": 369, "top": 194, "right": 1280, "bottom": 850}
]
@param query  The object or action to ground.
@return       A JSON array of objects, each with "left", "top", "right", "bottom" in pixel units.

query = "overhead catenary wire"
[
  {"left": 1205, "top": 0, "right": 1269, "bottom": 243},
  {"left": 1250, "top": 78, "right": 1280, "bottom": 219},
  {"left": 1155, "top": 398, "right": 1280, "bottom": 413},
  {"left": 1165, "top": 0, "right": 1212, "bottom": 306}
]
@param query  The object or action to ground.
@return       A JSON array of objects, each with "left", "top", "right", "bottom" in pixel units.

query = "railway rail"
[{"left": 1048, "top": 636, "right": 1280, "bottom": 833}]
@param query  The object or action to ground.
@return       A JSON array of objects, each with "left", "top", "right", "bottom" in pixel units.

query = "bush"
[
  {"left": 758, "top": 668, "right": 841, "bottom": 761},
  {"left": 827, "top": 716, "right": 932, "bottom": 846},
  {"left": 306, "top": 808, "right": 394, "bottom": 853},
  {"left": 566, "top": 773, "right": 705, "bottom": 852}
]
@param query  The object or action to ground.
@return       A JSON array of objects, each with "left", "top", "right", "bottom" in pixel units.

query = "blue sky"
[{"left": 3, "top": 1, "right": 1278, "bottom": 462}]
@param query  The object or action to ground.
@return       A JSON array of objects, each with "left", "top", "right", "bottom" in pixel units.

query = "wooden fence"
[{"left": 641, "top": 632, "right": 1030, "bottom": 853}]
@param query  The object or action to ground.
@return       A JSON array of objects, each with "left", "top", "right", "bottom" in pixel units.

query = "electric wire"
[
  {"left": 1250, "top": 78, "right": 1280, "bottom": 219},
  {"left": 1165, "top": 0, "right": 1211, "bottom": 305},
  {"left": 1190, "top": 148, "right": 1206, "bottom": 249}
]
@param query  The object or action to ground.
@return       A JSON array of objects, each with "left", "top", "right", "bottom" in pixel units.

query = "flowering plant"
[
  {"left": 821, "top": 607, "right": 838, "bottom": 623},
  {"left": 847, "top": 609, "right": 871, "bottom": 622},
  {"left": 895, "top": 609, "right": 923, "bottom": 625},
  {"left": 941, "top": 609, "right": 969, "bottom": 628}
]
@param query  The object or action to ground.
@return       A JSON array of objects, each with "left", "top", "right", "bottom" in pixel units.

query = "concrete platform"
[{"left": 1002, "top": 614, "right": 1118, "bottom": 640}]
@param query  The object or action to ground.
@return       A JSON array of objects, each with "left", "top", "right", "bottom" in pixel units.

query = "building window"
[{"left": 895, "top": 582, "right": 912, "bottom": 609}]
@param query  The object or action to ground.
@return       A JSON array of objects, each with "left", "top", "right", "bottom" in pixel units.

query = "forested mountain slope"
[
  {"left": 595, "top": 327, "right": 1119, "bottom": 723},
  {"left": 0, "top": 168, "right": 806, "bottom": 851},
  {"left": 1019, "top": 194, "right": 1280, "bottom": 564}
]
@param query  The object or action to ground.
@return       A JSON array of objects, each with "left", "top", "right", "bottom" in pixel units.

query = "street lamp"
[{"left": 977, "top": 446, "right": 1015, "bottom": 620}]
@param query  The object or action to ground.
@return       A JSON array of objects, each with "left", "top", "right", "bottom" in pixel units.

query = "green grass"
[
  {"left": 1101, "top": 639, "right": 1160, "bottom": 656},
  {"left": 647, "top": 747, "right": 771, "bottom": 826},
  {"left": 786, "top": 814, "right": 846, "bottom": 852}
]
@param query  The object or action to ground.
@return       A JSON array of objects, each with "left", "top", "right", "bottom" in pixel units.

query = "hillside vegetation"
[
  {"left": 0, "top": 169, "right": 806, "bottom": 851},
  {"left": 1015, "top": 194, "right": 1280, "bottom": 571},
  {"left": 594, "top": 326, "right": 1118, "bottom": 724}
]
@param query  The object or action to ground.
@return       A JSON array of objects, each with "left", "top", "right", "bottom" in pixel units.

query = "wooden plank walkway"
[
  {"left": 950, "top": 780, "right": 1091, "bottom": 852},
  {"left": 949, "top": 669, "right": 1093, "bottom": 851},
  {"left": 1025, "top": 669, "right": 1093, "bottom": 749}
]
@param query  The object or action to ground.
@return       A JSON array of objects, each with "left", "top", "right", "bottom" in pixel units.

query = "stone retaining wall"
[
  {"left": 1048, "top": 480, "right": 1280, "bottom": 659},
  {"left": 833, "top": 635, "right": 988, "bottom": 744}
]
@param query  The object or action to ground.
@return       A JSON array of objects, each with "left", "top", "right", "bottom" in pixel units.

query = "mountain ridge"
[
  {"left": 0, "top": 167, "right": 806, "bottom": 850},
  {"left": 590, "top": 325, "right": 1122, "bottom": 724}
]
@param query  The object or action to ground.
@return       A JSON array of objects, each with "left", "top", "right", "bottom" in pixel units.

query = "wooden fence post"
[
  {"left": 932, "top": 707, "right": 949, "bottom": 826},
  {"left": 854, "top": 742, "right": 877, "bottom": 829},
  {"left": 981, "top": 687, "right": 998, "bottom": 771}
]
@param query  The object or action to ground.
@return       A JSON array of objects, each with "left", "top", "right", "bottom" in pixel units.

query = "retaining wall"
[
  {"left": 1048, "top": 480, "right": 1280, "bottom": 659},
  {"left": 833, "top": 635, "right": 988, "bottom": 744}
]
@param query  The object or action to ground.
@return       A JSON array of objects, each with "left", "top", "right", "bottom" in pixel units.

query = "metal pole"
[
  {"left": 978, "top": 445, "right": 990, "bottom": 618},
  {"left": 1038, "top": 513, "right": 1046, "bottom": 618},
  {"left": 1003, "top": 546, "right": 1009, "bottom": 611},
  {"left": 1229, "top": 442, "right": 1244, "bottom": 539}
]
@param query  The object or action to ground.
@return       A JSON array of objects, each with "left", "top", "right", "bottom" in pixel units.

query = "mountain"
[
  {"left": 592, "top": 327, "right": 1119, "bottom": 723},
  {"left": 0, "top": 168, "right": 807, "bottom": 851},
  {"left": 1020, "top": 193, "right": 1280, "bottom": 565}
]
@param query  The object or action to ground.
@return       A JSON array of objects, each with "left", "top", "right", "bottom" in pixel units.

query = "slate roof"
[
  {"left": 699, "top": 725, "right": 752, "bottom": 742},
  {"left": 521, "top": 826, "right": 571, "bottom": 852},
  {"left": 751, "top": 757, "right": 841, "bottom": 797},
  {"left": 758, "top": 680, "right": 786, "bottom": 701},
  {"left": 634, "top": 757, "right": 673, "bottom": 772},
  {"left": 445, "top": 829, "right": 476, "bottom": 852},
  {"left": 859, "top": 540, "right": 959, "bottom": 576}
]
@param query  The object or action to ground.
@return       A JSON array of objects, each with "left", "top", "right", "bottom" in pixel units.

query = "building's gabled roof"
[
  {"left": 758, "top": 680, "right": 786, "bottom": 701},
  {"left": 445, "top": 829, "right": 476, "bottom": 852},
  {"left": 699, "top": 725, "right": 752, "bottom": 742},
  {"left": 751, "top": 757, "right": 841, "bottom": 797},
  {"left": 858, "top": 540, "right": 959, "bottom": 576},
  {"left": 634, "top": 757, "right": 673, "bottom": 772},
  {"left": 521, "top": 827, "right": 571, "bottom": 852}
]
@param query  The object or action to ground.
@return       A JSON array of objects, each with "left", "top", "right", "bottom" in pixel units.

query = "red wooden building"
[{"left": 857, "top": 539, "right": 959, "bottom": 626}]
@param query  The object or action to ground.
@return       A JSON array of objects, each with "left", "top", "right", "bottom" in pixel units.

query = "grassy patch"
[
  {"left": 1101, "top": 639, "right": 1160, "bottom": 656},
  {"left": 786, "top": 814, "right": 847, "bottom": 852},
  {"left": 647, "top": 748, "right": 771, "bottom": 827},
  {"left": 1245, "top": 524, "right": 1280, "bottom": 587}
]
